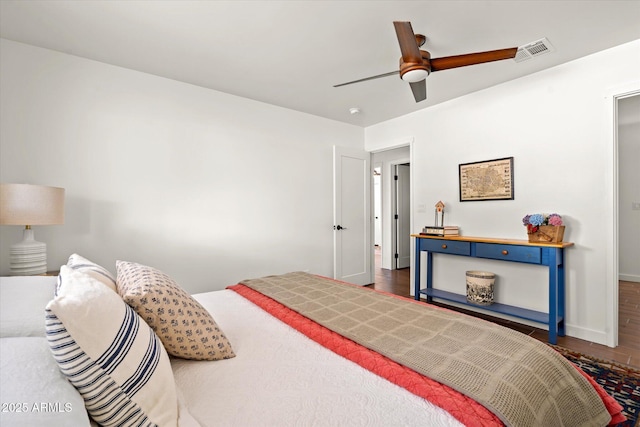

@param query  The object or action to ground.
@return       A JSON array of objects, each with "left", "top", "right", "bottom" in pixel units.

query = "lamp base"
[{"left": 9, "top": 228, "right": 47, "bottom": 276}]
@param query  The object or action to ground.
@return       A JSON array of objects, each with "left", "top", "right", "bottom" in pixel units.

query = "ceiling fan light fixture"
[
  {"left": 401, "top": 68, "right": 429, "bottom": 83},
  {"left": 335, "top": 21, "right": 517, "bottom": 104}
]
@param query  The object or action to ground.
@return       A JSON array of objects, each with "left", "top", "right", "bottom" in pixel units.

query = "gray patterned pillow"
[{"left": 116, "top": 261, "right": 235, "bottom": 361}]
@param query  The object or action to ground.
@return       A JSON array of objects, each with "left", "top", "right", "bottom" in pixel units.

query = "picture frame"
[{"left": 459, "top": 157, "right": 514, "bottom": 202}]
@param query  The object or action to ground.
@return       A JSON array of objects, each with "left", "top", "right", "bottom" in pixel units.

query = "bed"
[{"left": 0, "top": 257, "right": 625, "bottom": 427}]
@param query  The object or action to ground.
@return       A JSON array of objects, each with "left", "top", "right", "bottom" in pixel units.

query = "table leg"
[
  {"left": 557, "top": 249, "right": 566, "bottom": 337},
  {"left": 548, "top": 249, "right": 558, "bottom": 345},
  {"left": 426, "top": 251, "right": 433, "bottom": 303},
  {"left": 414, "top": 240, "right": 421, "bottom": 301}
]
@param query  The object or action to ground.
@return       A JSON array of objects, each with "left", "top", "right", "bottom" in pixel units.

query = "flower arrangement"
[{"left": 522, "top": 213, "right": 563, "bottom": 234}]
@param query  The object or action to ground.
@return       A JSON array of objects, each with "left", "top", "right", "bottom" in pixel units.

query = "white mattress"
[{"left": 171, "top": 289, "right": 462, "bottom": 427}]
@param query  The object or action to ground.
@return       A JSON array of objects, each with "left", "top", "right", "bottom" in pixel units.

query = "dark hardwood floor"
[{"left": 369, "top": 247, "right": 640, "bottom": 369}]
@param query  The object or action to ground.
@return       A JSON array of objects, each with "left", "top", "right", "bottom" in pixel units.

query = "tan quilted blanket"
[{"left": 240, "top": 272, "right": 611, "bottom": 427}]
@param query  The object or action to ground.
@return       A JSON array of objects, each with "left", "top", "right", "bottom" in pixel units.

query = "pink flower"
[{"left": 548, "top": 214, "right": 563, "bottom": 226}]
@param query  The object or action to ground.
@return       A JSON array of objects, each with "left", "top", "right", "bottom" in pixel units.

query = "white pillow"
[
  {"left": 0, "top": 336, "right": 91, "bottom": 426},
  {"left": 0, "top": 276, "right": 57, "bottom": 337},
  {"left": 45, "top": 266, "right": 178, "bottom": 427},
  {"left": 66, "top": 253, "right": 117, "bottom": 292}
]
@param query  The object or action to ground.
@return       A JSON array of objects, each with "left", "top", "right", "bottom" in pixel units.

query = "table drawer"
[
  {"left": 476, "top": 243, "right": 541, "bottom": 264},
  {"left": 421, "top": 239, "right": 470, "bottom": 256}
]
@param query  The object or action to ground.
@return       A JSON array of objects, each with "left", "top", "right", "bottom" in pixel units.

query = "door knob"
[{"left": 334, "top": 225, "right": 347, "bottom": 230}]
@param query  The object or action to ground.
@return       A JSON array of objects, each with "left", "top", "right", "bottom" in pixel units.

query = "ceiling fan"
[{"left": 334, "top": 21, "right": 518, "bottom": 103}]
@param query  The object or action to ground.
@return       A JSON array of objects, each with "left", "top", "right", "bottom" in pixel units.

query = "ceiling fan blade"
[
  {"left": 393, "top": 21, "right": 423, "bottom": 63},
  {"left": 333, "top": 70, "right": 399, "bottom": 87},
  {"left": 409, "top": 80, "right": 426, "bottom": 102},
  {"left": 430, "top": 47, "right": 518, "bottom": 72}
]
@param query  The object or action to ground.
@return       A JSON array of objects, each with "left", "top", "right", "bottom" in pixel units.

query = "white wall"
[
  {"left": 365, "top": 40, "right": 640, "bottom": 345},
  {"left": 0, "top": 39, "right": 364, "bottom": 293}
]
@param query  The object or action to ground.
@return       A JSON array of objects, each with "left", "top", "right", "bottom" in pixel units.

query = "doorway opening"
[
  {"left": 615, "top": 92, "right": 640, "bottom": 352},
  {"left": 371, "top": 146, "right": 411, "bottom": 284}
]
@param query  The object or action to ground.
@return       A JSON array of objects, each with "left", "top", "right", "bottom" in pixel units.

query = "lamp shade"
[
  {"left": 0, "top": 183, "right": 65, "bottom": 225},
  {"left": 1, "top": 183, "right": 65, "bottom": 275}
]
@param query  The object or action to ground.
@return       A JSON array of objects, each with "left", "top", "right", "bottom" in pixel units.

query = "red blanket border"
[
  {"left": 228, "top": 283, "right": 624, "bottom": 426},
  {"left": 229, "top": 283, "right": 501, "bottom": 426}
]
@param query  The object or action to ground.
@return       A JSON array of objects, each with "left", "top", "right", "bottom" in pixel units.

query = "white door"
[
  {"left": 333, "top": 146, "right": 372, "bottom": 285},
  {"left": 395, "top": 164, "right": 411, "bottom": 269},
  {"left": 373, "top": 167, "right": 382, "bottom": 246}
]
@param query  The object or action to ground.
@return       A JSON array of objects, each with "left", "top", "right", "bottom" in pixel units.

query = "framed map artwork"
[{"left": 459, "top": 157, "right": 514, "bottom": 202}]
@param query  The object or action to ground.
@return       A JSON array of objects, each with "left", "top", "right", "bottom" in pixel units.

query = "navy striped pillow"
[
  {"left": 45, "top": 265, "right": 178, "bottom": 427},
  {"left": 67, "top": 253, "right": 117, "bottom": 292}
]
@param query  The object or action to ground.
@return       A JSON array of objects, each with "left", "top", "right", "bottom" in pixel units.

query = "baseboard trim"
[
  {"left": 619, "top": 274, "right": 640, "bottom": 283},
  {"left": 564, "top": 324, "right": 609, "bottom": 347}
]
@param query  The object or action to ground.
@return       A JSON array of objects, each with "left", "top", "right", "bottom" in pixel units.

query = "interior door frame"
[
  {"left": 370, "top": 138, "right": 415, "bottom": 278},
  {"left": 605, "top": 80, "right": 640, "bottom": 347}
]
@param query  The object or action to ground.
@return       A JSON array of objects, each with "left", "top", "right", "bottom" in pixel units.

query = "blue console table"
[{"left": 412, "top": 234, "right": 574, "bottom": 344}]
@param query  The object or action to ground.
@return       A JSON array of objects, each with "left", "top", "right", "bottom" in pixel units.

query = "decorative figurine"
[
  {"left": 421, "top": 201, "right": 459, "bottom": 236},
  {"left": 435, "top": 201, "right": 445, "bottom": 228}
]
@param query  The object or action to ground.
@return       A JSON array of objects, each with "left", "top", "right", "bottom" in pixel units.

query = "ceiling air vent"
[{"left": 514, "top": 37, "right": 555, "bottom": 63}]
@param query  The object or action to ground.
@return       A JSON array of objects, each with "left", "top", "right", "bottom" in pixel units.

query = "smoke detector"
[{"left": 514, "top": 37, "right": 556, "bottom": 63}]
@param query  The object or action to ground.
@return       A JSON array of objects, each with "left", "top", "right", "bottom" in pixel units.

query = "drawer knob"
[
  {"left": 442, "top": 244, "right": 447, "bottom": 249},
  {"left": 502, "top": 250, "right": 509, "bottom": 255}
]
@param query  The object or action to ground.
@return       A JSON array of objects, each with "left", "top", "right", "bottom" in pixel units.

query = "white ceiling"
[{"left": 1, "top": 0, "right": 639, "bottom": 127}]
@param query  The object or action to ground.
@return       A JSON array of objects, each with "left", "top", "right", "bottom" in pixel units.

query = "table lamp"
[{"left": 0, "top": 183, "right": 65, "bottom": 275}]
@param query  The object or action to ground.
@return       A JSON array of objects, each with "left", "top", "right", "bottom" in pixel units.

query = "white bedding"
[
  {"left": 0, "top": 275, "right": 463, "bottom": 426},
  {"left": 0, "top": 276, "right": 57, "bottom": 338},
  {"left": 0, "top": 337, "right": 91, "bottom": 427},
  {"left": 172, "top": 289, "right": 463, "bottom": 427}
]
